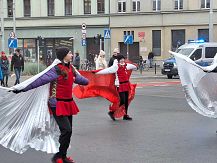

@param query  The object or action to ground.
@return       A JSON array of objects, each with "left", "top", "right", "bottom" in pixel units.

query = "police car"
[{"left": 162, "top": 40, "right": 217, "bottom": 79}]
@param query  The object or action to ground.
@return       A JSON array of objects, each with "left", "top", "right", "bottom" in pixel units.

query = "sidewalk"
[
  {"left": 6, "top": 67, "right": 165, "bottom": 87},
  {"left": 131, "top": 67, "right": 164, "bottom": 79}
]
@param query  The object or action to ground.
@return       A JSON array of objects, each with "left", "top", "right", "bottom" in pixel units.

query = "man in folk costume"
[
  {"left": 2, "top": 47, "right": 89, "bottom": 163},
  {"left": 96, "top": 55, "right": 137, "bottom": 120}
]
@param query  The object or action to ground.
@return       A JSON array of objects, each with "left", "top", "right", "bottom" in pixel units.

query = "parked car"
[{"left": 162, "top": 41, "right": 217, "bottom": 79}]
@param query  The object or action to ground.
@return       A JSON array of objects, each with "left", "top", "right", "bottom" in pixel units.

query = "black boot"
[
  {"left": 108, "top": 111, "right": 116, "bottom": 121},
  {"left": 123, "top": 115, "right": 132, "bottom": 120}
]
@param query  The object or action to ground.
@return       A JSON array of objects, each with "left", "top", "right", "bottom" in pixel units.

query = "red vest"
[
  {"left": 117, "top": 63, "right": 130, "bottom": 92},
  {"left": 50, "top": 64, "right": 79, "bottom": 116}
]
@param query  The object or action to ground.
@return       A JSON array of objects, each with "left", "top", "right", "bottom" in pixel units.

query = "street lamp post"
[
  {"left": 13, "top": 0, "right": 16, "bottom": 35},
  {"left": 0, "top": 0, "right": 5, "bottom": 51},
  {"left": 209, "top": 0, "right": 213, "bottom": 42}
]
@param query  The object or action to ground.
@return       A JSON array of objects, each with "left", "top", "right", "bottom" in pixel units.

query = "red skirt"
[
  {"left": 118, "top": 82, "right": 130, "bottom": 92},
  {"left": 56, "top": 100, "right": 79, "bottom": 116}
]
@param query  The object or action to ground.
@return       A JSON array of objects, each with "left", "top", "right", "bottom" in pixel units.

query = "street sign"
[
  {"left": 124, "top": 35, "right": 133, "bottom": 44},
  {"left": 8, "top": 38, "right": 18, "bottom": 48},
  {"left": 104, "top": 29, "right": 111, "bottom": 39},
  {"left": 82, "top": 23, "right": 86, "bottom": 30},
  {"left": 81, "top": 30, "right": 87, "bottom": 34},
  {"left": 81, "top": 39, "right": 86, "bottom": 46},
  {"left": 138, "top": 32, "right": 145, "bottom": 38},
  {"left": 82, "top": 33, "right": 86, "bottom": 39},
  {"left": 9, "top": 31, "right": 16, "bottom": 38}
]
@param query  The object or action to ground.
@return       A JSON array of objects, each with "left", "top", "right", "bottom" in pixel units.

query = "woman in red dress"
[{"left": 16, "top": 47, "right": 89, "bottom": 163}]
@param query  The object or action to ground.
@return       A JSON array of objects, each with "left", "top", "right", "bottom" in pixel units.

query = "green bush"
[{"left": 22, "top": 62, "right": 47, "bottom": 75}]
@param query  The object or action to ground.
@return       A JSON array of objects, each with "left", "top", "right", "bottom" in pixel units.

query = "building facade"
[
  {"left": 0, "top": 0, "right": 217, "bottom": 64},
  {"left": 1, "top": 0, "right": 110, "bottom": 64},
  {"left": 110, "top": 0, "right": 217, "bottom": 62}
]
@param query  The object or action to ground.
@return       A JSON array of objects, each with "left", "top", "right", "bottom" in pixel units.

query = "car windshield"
[{"left": 176, "top": 48, "right": 194, "bottom": 56}]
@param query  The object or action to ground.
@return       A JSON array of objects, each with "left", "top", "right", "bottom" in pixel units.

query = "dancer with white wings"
[
  {"left": 0, "top": 47, "right": 89, "bottom": 163},
  {"left": 170, "top": 50, "right": 217, "bottom": 118}
]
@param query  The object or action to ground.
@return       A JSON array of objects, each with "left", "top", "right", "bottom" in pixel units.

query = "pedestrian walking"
[
  {"left": 0, "top": 63, "right": 2, "bottom": 83},
  {"left": 108, "top": 48, "right": 119, "bottom": 67},
  {"left": 1, "top": 47, "right": 89, "bottom": 163},
  {"left": 148, "top": 51, "right": 154, "bottom": 68},
  {"left": 0, "top": 51, "right": 9, "bottom": 87},
  {"left": 138, "top": 55, "right": 144, "bottom": 74},
  {"left": 95, "top": 50, "right": 107, "bottom": 70},
  {"left": 73, "top": 52, "right": 80, "bottom": 70},
  {"left": 11, "top": 49, "right": 24, "bottom": 85}
]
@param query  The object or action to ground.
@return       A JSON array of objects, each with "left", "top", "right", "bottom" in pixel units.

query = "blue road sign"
[
  {"left": 8, "top": 38, "right": 18, "bottom": 48},
  {"left": 104, "top": 29, "right": 111, "bottom": 39},
  {"left": 124, "top": 35, "right": 133, "bottom": 44},
  {"left": 81, "top": 39, "right": 86, "bottom": 46}
]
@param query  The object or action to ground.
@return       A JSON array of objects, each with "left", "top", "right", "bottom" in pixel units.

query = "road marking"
[{"left": 136, "top": 81, "right": 181, "bottom": 88}]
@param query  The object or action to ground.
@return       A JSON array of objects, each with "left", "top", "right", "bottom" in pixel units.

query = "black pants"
[
  {"left": 119, "top": 91, "right": 129, "bottom": 114},
  {"left": 52, "top": 108, "right": 73, "bottom": 158},
  {"left": 2, "top": 74, "right": 8, "bottom": 86}
]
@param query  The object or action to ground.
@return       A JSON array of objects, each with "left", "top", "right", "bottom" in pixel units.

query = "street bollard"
[{"left": 155, "top": 63, "right": 157, "bottom": 74}]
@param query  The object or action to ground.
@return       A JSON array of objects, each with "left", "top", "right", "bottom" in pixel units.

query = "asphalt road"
[{"left": 1, "top": 77, "right": 217, "bottom": 163}]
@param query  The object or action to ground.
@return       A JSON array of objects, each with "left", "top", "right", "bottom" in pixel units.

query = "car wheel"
[{"left": 167, "top": 75, "right": 173, "bottom": 79}]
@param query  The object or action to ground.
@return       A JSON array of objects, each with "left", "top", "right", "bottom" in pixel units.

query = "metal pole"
[
  {"left": 209, "top": 0, "right": 213, "bottom": 42},
  {"left": 37, "top": 39, "right": 40, "bottom": 73},
  {"left": 127, "top": 44, "right": 129, "bottom": 59},
  {"left": 100, "top": 38, "right": 102, "bottom": 51},
  {"left": 13, "top": 0, "right": 16, "bottom": 35},
  {"left": 108, "top": 0, "right": 111, "bottom": 57},
  {"left": 0, "top": 0, "right": 5, "bottom": 51}
]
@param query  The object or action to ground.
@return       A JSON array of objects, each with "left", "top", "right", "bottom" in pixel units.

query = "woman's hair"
[{"left": 117, "top": 54, "right": 125, "bottom": 62}]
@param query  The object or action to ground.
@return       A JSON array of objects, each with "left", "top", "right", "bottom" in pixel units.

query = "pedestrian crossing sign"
[{"left": 104, "top": 29, "right": 111, "bottom": 39}]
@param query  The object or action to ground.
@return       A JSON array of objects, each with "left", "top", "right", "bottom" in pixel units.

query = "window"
[
  {"left": 123, "top": 31, "right": 134, "bottom": 39},
  {"left": 153, "top": 0, "right": 161, "bottom": 11},
  {"left": 190, "top": 49, "right": 202, "bottom": 61},
  {"left": 174, "top": 0, "right": 183, "bottom": 10},
  {"left": 198, "top": 29, "right": 209, "bottom": 42},
  {"left": 205, "top": 47, "right": 217, "bottom": 58},
  {"left": 84, "top": 0, "right": 91, "bottom": 14},
  {"left": 47, "top": 0, "right": 55, "bottom": 16},
  {"left": 65, "top": 0, "right": 72, "bottom": 15},
  {"left": 201, "top": 0, "right": 210, "bottom": 9},
  {"left": 152, "top": 30, "right": 161, "bottom": 56},
  {"left": 24, "top": 0, "right": 31, "bottom": 17},
  {"left": 118, "top": 0, "right": 126, "bottom": 13},
  {"left": 171, "top": 30, "right": 185, "bottom": 51},
  {"left": 97, "top": 0, "right": 105, "bottom": 14},
  {"left": 7, "top": 0, "right": 13, "bottom": 17},
  {"left": 132, "top": 0, "right": 140, "bottom": 12},
  {"left": 23, "top": 39, "right": 37, "bottom": 62}
]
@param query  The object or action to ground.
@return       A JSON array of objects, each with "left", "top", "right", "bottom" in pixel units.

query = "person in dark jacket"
[
  {"left": 73, "top": 52, "right": 80, "bottom": 70},
  {"left": 108, "top": 48, "right": 119, "bottom": 67},
  {"left": 0, "top": 51, "right": 9, "bottom": 87},
  {"left": 11, "top": 49, "right": 24, "bottom": 85},
  {"left": 148, "top": 51, "right": 154, "bottom": 68}
]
